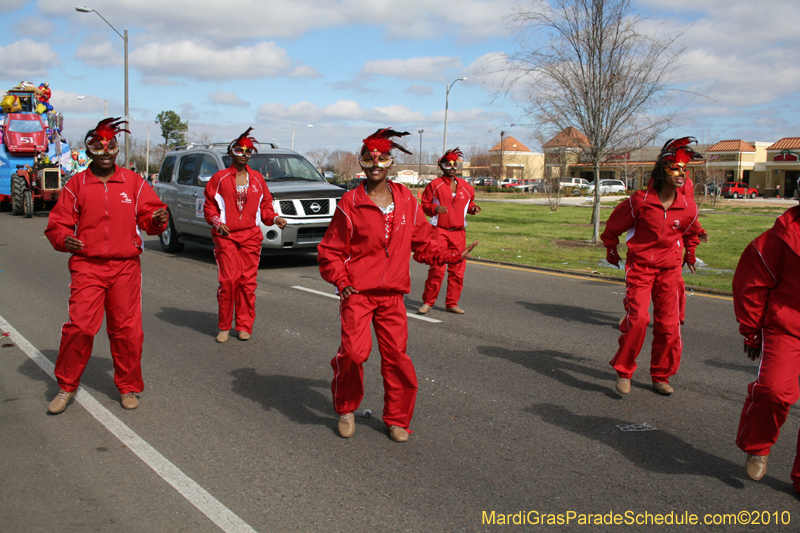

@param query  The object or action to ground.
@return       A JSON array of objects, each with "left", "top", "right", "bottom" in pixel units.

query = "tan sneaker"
[
  {"left": 615, "top": 377, "right": 631, "bottom": 395},
  {"left": 216, "top": 330, "right": 230, "bottom": 343},
  {"left": 338, "top": 413, "right": 355, "bottom": 438},
  {"left": 446, "top": 306, "right": 465, "bottom": 314},
  {"left": 121, "top": 393, "right": 139, "bottom": 410},
  {"left": 418, "top": 304, "right": 431, "bottom": 314},
  {"left": 652, "top": 381, "right": 674, "bottom": 395},
  {"left": 745, "top": 454, "right": 768, "bottom": 481},
  {"left": 48, "top": 389, "right": 76, "bottom": 414},
  {"left": 238, "top": 331, "right": 251, "bottom": 341},
  {"left": 389, "top": 425, "right": 409, "bottom": 442}
]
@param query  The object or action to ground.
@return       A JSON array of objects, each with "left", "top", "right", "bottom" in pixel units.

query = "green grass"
[{"left": 464, "top": 202, "right": 787, "bottom": 292}]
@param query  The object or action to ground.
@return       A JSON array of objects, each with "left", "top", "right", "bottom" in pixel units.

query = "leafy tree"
[{"left": 155, "top": 110, "right": 188, "bottom": 148}]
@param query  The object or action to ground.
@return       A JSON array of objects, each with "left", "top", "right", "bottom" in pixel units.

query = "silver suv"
[{"left": 154, "top": 143, "right": 343, "bottom": 254}]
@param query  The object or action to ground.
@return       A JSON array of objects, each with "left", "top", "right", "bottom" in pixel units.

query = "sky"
[{"left": 1, "top": 0, "right": 799, "bottom": 159}]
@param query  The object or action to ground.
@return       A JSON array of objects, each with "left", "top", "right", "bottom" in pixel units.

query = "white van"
[{"left": 558, "top": 177, "right": 590, "bottom": 190}]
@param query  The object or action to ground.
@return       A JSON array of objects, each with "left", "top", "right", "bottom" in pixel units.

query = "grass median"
[{"left": 462, "top": 201, "right": 787, "bottom": 293}]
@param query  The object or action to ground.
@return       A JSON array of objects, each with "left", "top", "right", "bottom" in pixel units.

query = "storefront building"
[{"left": 765, "top": 138, "right": 800, "bottom": 198}]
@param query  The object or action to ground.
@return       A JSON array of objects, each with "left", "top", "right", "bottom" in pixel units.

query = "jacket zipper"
[{"left": 104, "top": 182, "right": 109, "bottom": 258}]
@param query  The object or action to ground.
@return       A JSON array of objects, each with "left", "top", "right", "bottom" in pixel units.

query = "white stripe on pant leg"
[{"left": 0, "top": 315, "right": 258, "bottom": 533}]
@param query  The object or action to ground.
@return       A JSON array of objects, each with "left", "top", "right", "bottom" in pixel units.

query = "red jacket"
[
  {"left": 421, "top": 176, "right": 477, "bottom": 229},
  {"left": 203, "top": 166, "right": 277, "bottom": 235},
  {"left": 318, "top": 182, "right": 456, "bottom": 294},
  {"left": 733, "top": 206, "right": 800, "bottom": 339},
  {"left": 601, "top": 184, "right": 703, "bottom": 268},
  {"left": 45, "top": 166, "right": 166, "bottom": 258}
]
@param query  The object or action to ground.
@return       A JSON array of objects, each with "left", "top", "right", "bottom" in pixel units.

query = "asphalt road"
[{"left": 1, "top": 211, "right": 798, "bottom": 532}]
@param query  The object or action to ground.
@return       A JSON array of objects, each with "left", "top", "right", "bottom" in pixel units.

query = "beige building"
[
  {"left": 487, "top": 136, "right": 545, "bottom": 181},
  {"left": 765, "top": 138, "right": 800, "bottom": 198}
]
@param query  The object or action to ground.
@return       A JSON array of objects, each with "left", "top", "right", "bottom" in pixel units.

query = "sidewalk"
[{"left": 475, "top": 194, "right": 798, "bottom": 209}]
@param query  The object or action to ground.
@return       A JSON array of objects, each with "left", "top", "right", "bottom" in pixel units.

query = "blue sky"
[{"left": 2, "top": 0, "right": 799, "bottom": 158}]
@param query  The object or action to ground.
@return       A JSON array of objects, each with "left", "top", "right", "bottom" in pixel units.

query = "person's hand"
[
  {"left": 64, "top": 235, "right": 84, "bottom": 252},
  {"left": 687, "top": 263, "right": 697, "bottom": 274},
  {"left": 340, "top": 286, "right": 359, "bottom": 299},
  {"left": 606, "top": 246, "right": 621, "bottom": 268},
  {"left": 274, "top": 217, "right": 287, "bottom": 229},
  {"left": 152, "top": 208, "right": 168, "bottom": 226},
  {"left": 744, "top": 342, "right": 762, "bottom": 361},
  {"left": 683, "top": 247, "right": 696, "bottom": 273},
  {"left": 461, "top": 241, "right": 479, "bottom": 260},
  {"left": 469, "top": 205, "right": 481, "bottom": 215},
  {"left": 699, "top": 231, "right": 710, "bottom": 244},
  {"left": 217, "top": 224, "right": 230, "bottom": 237},
  {"left": 434, "top": 206, "right": 448, "bottom": 214}
]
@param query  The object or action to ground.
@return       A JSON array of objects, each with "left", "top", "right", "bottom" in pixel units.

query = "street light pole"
[
  {"left": 443, "top": 77, "right": 467, "bottom": 154},
  {"left": 77, "top": 95, "right": 107, "bottom": 118},
  {"left": 418, "top": 129, "right": 424, "bottom": 184},
  {"left": 291, "top": 124, "right": 313, "bottom": 151},
  {"left": 76, "top": 6, "right": 129, "bottom": 168}
]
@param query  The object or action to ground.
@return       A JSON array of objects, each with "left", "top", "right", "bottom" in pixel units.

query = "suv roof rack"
[{"left": 172, "top": 142, "right": 280, "bottom": 152}]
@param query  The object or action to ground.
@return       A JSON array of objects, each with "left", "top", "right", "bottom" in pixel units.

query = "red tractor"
[{"left": 10, "top": 162, "right": 64, "bottom": 218}]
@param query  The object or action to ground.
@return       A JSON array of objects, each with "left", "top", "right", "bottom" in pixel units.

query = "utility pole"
[{"left": 418, "top": 130, "right": 424, "bottom": 185}]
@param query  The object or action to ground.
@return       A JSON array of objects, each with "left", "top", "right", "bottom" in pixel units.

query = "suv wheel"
[
  {"left": 159, "top": 212, "right": 185, "bottom": 253},
  {"left": 750, "top": 192, "right": 757, "bottom": 199},
  {"left": 732, "top": 192, "right": 739, "bottom": 199}
]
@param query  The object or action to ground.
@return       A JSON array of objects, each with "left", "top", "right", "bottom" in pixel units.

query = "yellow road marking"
[{"left": 466, "top": 260, "right": 733, "bottom": 301}]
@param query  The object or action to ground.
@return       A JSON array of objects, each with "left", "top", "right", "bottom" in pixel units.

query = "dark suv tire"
[{"left": 159, "top": 211, "right": 185, "bottom": 253}]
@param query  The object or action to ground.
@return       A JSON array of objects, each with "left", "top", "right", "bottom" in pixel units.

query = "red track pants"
[
  {"left": 610, "top": 262, "right": 683, "bottom": 382},
  {"left": 422, "top": 228, "right": 466, "bottom": 308},
  {"left": 55, "top": 256, "right": 144, "bottom": 394},
  {"left": 213, "top": 228, "right": 261, "bottom": 333},
  {"left": 331, "top": 293, "right": 417, "bottom": 429},
  {"left": 736, "top": 332, "right": 800, "bottom": 490}
]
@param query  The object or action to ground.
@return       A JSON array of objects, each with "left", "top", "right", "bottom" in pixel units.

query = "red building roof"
[
  {"left": 767, "top": 138, "right": 800, "bottom": 150},
  {"left": 707, "top": 140, "right": 755, "bottom": 152},
  {"left": 489, "top": 136, "right": 531, "bottom": 152},
  {"left": 542, "top": 127, "right": 590, "bottom": 149}
]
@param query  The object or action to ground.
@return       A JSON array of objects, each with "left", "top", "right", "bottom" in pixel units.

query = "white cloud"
[
  {"left": 39, "top": 0, "right": 513, "bottom": 43},
  {"left": 0, "top": 0, "right": 26, "bottom": 14},
  {"left": 289, "top": 65, "right": 323, "bottom": 79},
  {"left": 209, "top": 90, "right": 250, "bottom": 108},
  {"left": 255, "top": 99, "right": 508, "bottom": 126},
  {"left": 130, "top": 40, "right": 294, "bottom": 81},
  {"left": 0, "top": 39, "right": 58, "bottom": 79},
  {"left": 12, "top": 16, "right": 55, "bottom": 37},
  {"left": 141, "top": 76, "right": 179, "bottom": 86},
  {"left": 405, "top": 84, "right": 435, "bottom": 96},
  {"left": 361, "top": 56, "right": 462, "bottom": 82},
  {"left": 74, "top": 39, "right": 121, "bottom": 68}
]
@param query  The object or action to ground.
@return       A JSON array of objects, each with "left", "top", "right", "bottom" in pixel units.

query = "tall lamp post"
[
  {"left": 76, "top": 6, "right": 128, "bottom": 168},
  {"left": 291, "top": 124, "right": 313, "bottom": 150},
  {"left": 76, "top": 95, "right": 107, "bottom": 118},
  {"left": 442, "top": 77, "right": 467, "bottom": 153},
  {"left": 418, "top": 130, "right": 424, "bottom": 184}
]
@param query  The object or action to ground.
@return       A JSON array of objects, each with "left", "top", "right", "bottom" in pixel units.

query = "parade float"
[{"left": 0, "top": 81, "right": 73, "bottom": 217}]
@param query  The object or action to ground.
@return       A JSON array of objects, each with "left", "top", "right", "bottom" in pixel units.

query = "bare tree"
[
  {"left": 494, "top": 0, "right": 685, "bottom": 241},
  {"left": 330, "top": 150, "right": 360, "bottom": 182},
  {"left": 306, "top": 148, "right": 331, "bottom": 171}
]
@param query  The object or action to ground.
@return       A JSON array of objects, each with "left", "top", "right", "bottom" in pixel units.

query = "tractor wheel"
[
  {"left": 23, "top": 190, "right": 34, "bottom": 218},
  {"left": 159, "top": 211, "right": 184, "bottom": 253},
  {"left": 11, "top": 173, "right": 25, "bottom": 216}
]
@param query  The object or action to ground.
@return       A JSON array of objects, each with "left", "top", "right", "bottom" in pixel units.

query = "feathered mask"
[
  {"left": 439, "top": 147, "right": 464, "bottom": 167},
  {"left": 84, "top": 117, "right": 129, "bottom": 146},
  {"left": 361, "top": 128, "right": 412, "bottom": 156},
  {"left": 658, "top": 137, "right": 704, "bottom": 166},
  {"left": 228, "top": 127, "right": 259, "bottom": 155}
]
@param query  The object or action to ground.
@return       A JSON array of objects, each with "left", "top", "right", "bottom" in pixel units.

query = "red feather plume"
[
  {"left": 85, "top": 117, "right": 130, "bottom": 145},
  {"left": 361, "top": 128, "right": 412, "bottom": 155},
  {"left": 229, "top": 127, "right": 259, "bottom": 153},
  {"left": 439, "top": 147, "right": 464, "bottom": 164},
  {"left": 658, "top": 136, "right": 704, "bottom": 166}
]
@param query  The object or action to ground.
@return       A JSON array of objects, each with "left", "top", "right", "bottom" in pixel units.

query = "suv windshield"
[{"left": 222, "top": 154, "right": 325, "bottom": 183}]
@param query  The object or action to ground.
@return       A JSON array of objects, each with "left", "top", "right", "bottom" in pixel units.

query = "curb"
[{"left": 467, "top": 257, "right": 734, "bottom": 297}]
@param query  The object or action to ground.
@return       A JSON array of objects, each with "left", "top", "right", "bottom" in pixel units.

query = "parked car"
[
  {"left": 586, "top": 179, "right": 627, "bottom": 195},
  {"left": 721, "top": 181, "right": 758, "bottom": 199},
  {"left": 500, "top": 179, "right": 519, "bottom": 189},
  {"left": 558, "top": 177, "right": 591, "bottom": 191},
  {"left": 476, "top": 177, "right": 499, "bottom": 187},
  {"left": 153, "top": 143, "right": 344, "bottom": 254}
]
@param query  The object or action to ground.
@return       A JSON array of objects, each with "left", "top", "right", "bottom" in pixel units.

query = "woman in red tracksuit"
[
  {"left": 318, "top": 128, "right": 478, "bottom": 443},
  {"left": 44, "top": 118, "right": 169, "bottom": 413},
  {"left": 733, "top": 193, "right": 800, "bottom": 489},
  {"left": 418, "top": 148, "right": 480, "bottom": 315},
  {"left": 203, "top": 128, "right": 287, "bottom": 342},
  {"left": 601, "top": 137, "right": 706, "bottom": 396}
]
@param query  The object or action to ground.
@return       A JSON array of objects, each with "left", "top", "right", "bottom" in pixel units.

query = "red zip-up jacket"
[
  {"left": 733, "top": 205, "right": 800, "bottom": 339},
  {"left": 45, "top": 166, "right": 167, "bottom": 258},
  {"left": 203, "top": 166, "right": 277, "bottom": 235},
  {"left": 421, "top": 176, "right": 477, "bottom": 229},
  {"left": 601, "top": 184, "right": 703, "bottom": 268},
  {"left": 318, "top": 182, "right": 458, "bottom": 294}
]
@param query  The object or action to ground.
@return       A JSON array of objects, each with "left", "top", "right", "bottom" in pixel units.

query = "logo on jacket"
[
  {"left": 671, "top": 220, "right": 682, "bottom": 230},
  {"left": 400, "top": 213, "right": 406, "bottom": 225},
  {"left": 120, "top": 192, "right": 132, "bottom": 204}
]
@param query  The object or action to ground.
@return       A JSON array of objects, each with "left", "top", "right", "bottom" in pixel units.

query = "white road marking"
[
  {"left": 291, "top": 286, "right": 443, "bottom": 323},
  {"left": 0, "top": 315, "right": 258, "bottom": 533}
]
